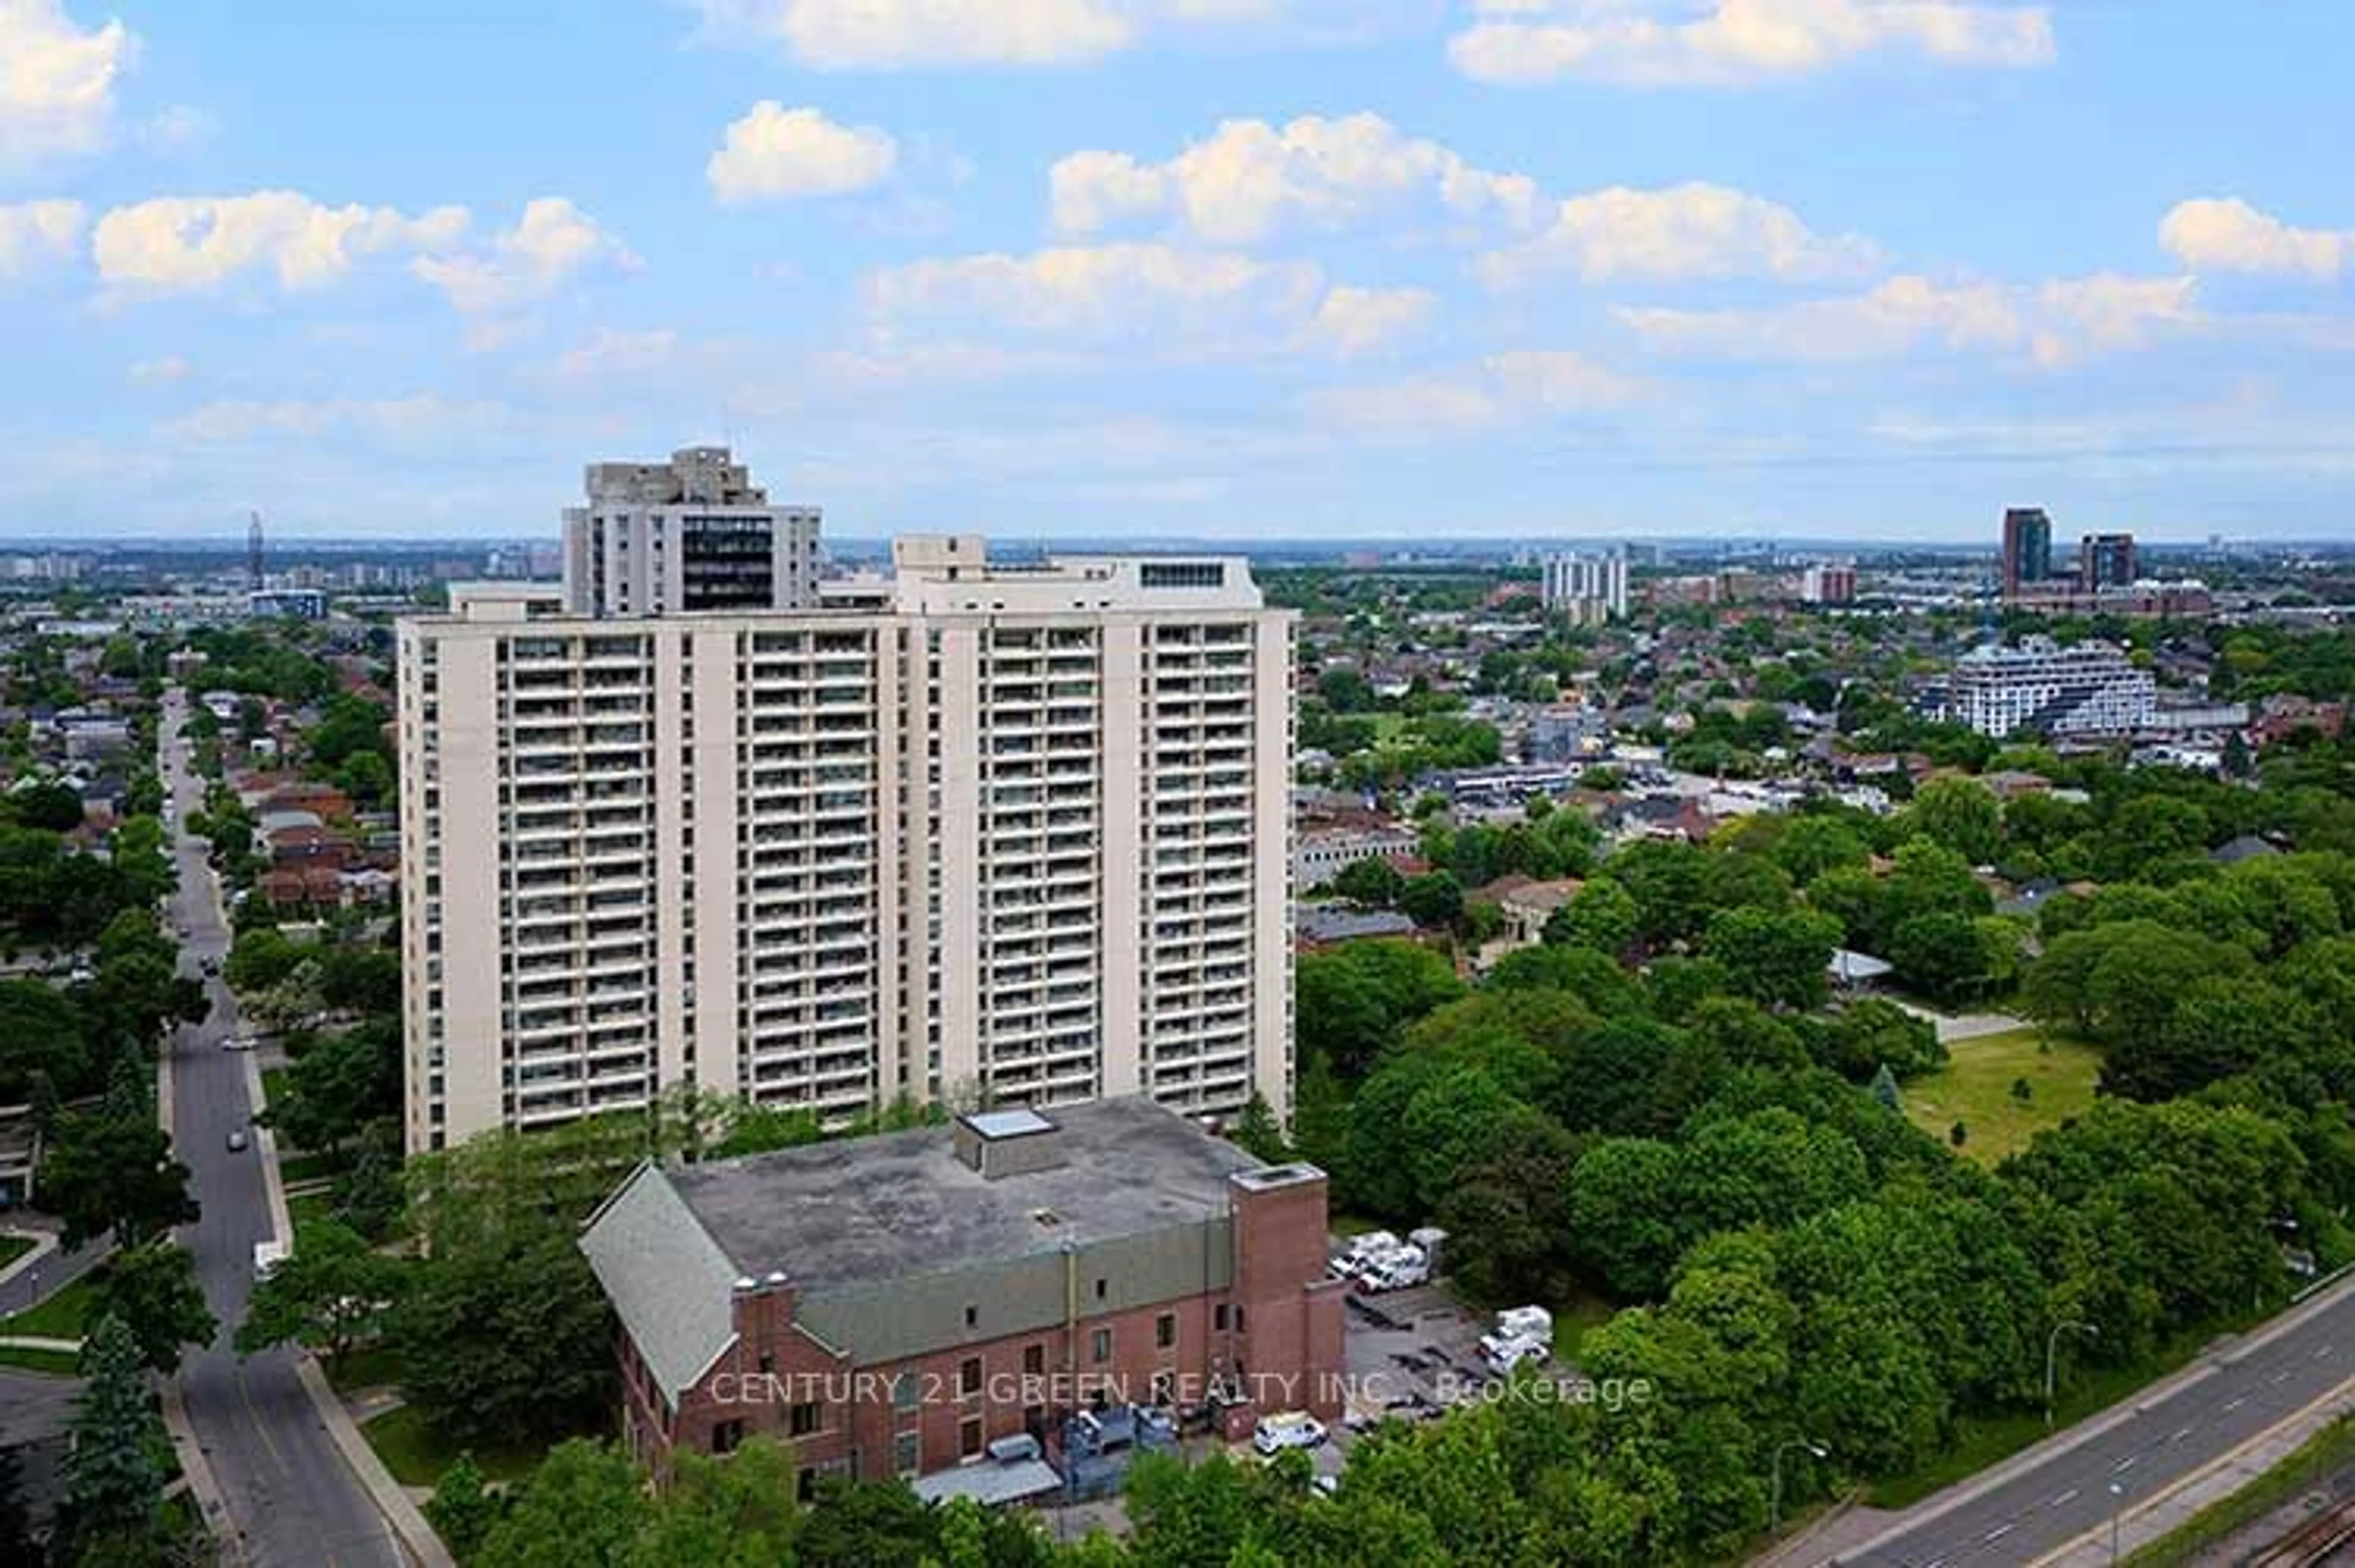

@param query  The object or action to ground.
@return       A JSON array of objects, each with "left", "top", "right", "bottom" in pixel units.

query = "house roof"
[{"left": 2211, "top": 834, "right": 2281, "bottom": 865}]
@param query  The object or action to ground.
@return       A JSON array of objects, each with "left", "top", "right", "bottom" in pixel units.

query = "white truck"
[
  {"left": 1355, "top": 1244, "right": 1430, "bottom": 1293},
  {"left": 253, "top": 1239, "right": 287, "bottom": 1280},
  {"left": 1478, "top": 1306, "right": 1555, "bottom": 1376}
]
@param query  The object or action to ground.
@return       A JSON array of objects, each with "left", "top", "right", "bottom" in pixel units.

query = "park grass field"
[{"left": 1901, "top": 1026, "right": 2102, "bottom": 1166}]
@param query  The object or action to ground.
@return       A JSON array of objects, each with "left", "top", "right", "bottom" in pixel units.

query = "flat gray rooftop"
[{"left": 667, "top": 1095, "right": 1260, "bottom": 1293}]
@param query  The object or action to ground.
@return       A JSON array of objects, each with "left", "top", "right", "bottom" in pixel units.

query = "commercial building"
[
  {"left": 578, "top": 1097, "right": 1345, "bottom": 1484},
  {"left": 2078, "top": 532, "right": 2138, "bottom": 592},
  {"left": 1292, "top": 827, "right": 1419, "bottom": 890},
  {"left": 1540, "top": 549, "right": 1628, "bottom": 624},
  {"left": 2000, "top": 508, "right": 2054, "bottom": 596},
  {"left": 1946, "top": 636, "right": 2156, "bottom": 738},
  {"left": 398, "top": 492, "right": 1296, "bottom": 1155},
  {"left": 561, "top": 446, "right": 822, "bottom": 616}
]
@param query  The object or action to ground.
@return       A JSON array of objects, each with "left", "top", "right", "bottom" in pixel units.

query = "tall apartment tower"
[
  {"left": 2078, "top": 532, "right": 2138, "bottom": 592},
  {"left": 1540, "top": 549, "right": 1629, "bottom": 625},
  {"left": 561, "top": 446, "right": 821, "bottom": 616},
  {"left": 397, "top": 523, "right": 1295, "bottom": 1157},
  {"left": 1999, "top": 507, "right": 2054, "bottom": 597}
]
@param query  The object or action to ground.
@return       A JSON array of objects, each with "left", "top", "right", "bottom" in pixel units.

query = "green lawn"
[
  {"left": 1901, "top": 1026, "right": 2101, "bottom": 1165},
  {"left": 324, "top": 1343, "right": 402, "bottom": 1396},
  {"left": 262, "top": 1066, "right": 291, "bottom": 1111},
  {"left": 0, "top": 1344, "right": 79, "bottom": 1375},
  {"left": 287, "top": 1191, "right": 335, "bottom": 1248},
  {"left": 0, "top": 1234, "right": 34, "bottom": 1272},
  {"left": 278, "top": 1152, "right": 342, "bottom": 1184},
  {"left": 0, "top": 1270, "right": 102, "bottom": 1340},
  {"left": 360, "top": 1404, "right": 544, "bottom": 1487}
]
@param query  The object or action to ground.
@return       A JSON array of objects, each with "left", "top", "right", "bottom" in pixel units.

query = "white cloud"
[
  {"left": 1449, "top": 0, "right": 2056, "bottom": 87},
  {"left": 694, "top": 0, "right": 1133, "bottom": 67},
  {"left": 708, "top": 102, "right": 900, "bottom": 204},
  {"left": 2160, "top": 197, "right": 2352, "bottom": 282},
  {"left": 93, "top": 191, "right": 469, "bottom": 293},
  {"left": 1618, "top": 270, "right": 2196, "bottom": 366},
  {"left": 136, "top": 104, "right": 216, "bottom": 154},
  {"left": 547, "top": 327, "right": 681, "bottom": 383},
  {"left": 867, "top": 241, "right": 1325, "bottom": 349},
  {"left": 1479, "top": 180, "right": 1877, "bottom": 286},
  {"left": 1050, "top": 113, "right": 1541, "bottom": 245},
  {"left": 0, "top": 198, "right": 83, "bottom": 276},
  {"left": 0, "top": 0, "right": 136, "bottom": 170},
  {"left": 1306, "top": 348, "right": 1645, "bottom": 432},
  {"left": 127, "top": 353, "right": 186, "bottom": 384},
  {"left": 1301, "top": 286, "right": 1435, "bottom": 357},
  {"left": 164, "top": 395, "right": 515, "bottom": 447},
  {"left": 412, "top": 197, "right": 636, "bottom": 319}
]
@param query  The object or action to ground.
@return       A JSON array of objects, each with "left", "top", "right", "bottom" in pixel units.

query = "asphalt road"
[
  {"left": 1837, "top": 1278, "right": 2355, "bottom": 1566},
  {"left": 161, "top": 694, "right": 405, "bottom": 1568},
  {"left": 0, "top": 1232, "right": 108, "bottom": 1319}
]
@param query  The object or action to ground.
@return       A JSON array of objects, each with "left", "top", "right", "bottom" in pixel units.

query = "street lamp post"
[
  {"left": 2047, "top": 1320, "right": 2099, "bottom": 1426},
  {"left": 2109, "top": 1479, "right": 2126, "bottom": 1563},
  {"left": 1771, "top": 1439, "right": 1829, "bottom": 1534}
]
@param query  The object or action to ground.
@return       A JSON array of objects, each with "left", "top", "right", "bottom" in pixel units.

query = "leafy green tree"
[
  {"left": 1544, "top": 877, "right": 1639, "bottom": 957},
  {"left": 93, "top": 1242, "right": 217, "bottom": 1375},
  {"left": 1294, "top": 941, "right": 1465, "bottom": 1079},
  {"left": 1869, "top": 1062, "right": 1902, "bottom": 1111},
  {"left": 238, "top": 1220, "right": 408, "bottom": 1361},
  {"left": 1328, "top": 856, "right": 1405, "bottom": 908},
  {"left": 391, "top": 1219, "right": 613, "bottom": 1448},
  {"left": 266, "top": 1016, "right": 398, "bottom": 1159},
  {"left": 39, "top": 1111, "right": 198, "bottom": 1247},
  {"left": 1901, "top": 778, "right": 2003, "bottom": 866},
  {"left": 427, "top": 1455, "right": 504, "bottom": 1562},
  {"left": 1569, "top": 1137, "right": 1690, "bottom": 1299},
  {"left": 475, "top": 1440, "right": 650, "bottom": 1568},
  {"left": 1701, "top": 907, "right": 1841, "bottom": 1010},
  {"left": 0, "top": 975, "right": 90, "bottom": 1100},
  {"left": 1819, "top": 999, "right": 1945, "bottom": 1082},
  {"left": 1400, "top": 870, "right": 1466, "bottom": 931}
]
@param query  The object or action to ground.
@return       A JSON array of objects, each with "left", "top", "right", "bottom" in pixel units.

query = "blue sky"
[{"left": 1, "top": 0, "right": 2351, "bottom": 543}]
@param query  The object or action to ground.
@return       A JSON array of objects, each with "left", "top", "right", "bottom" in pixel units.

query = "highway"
[
  {"left": 1834, "top": 1275, "right": 2355, "bottom": 1566},
  {"left": 161, "top": 691, "right": 405, "bottom": 1568}
]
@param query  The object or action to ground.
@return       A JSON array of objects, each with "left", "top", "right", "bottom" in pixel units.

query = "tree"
[
  {"left": 0, "top": 974, "right": 91, "bottom": 1101},
  {"left": 1569, "top": 1137, "right": 1691, "bottom": 1299},
  {"left": 391, "top": 1220, "right": 614, "bottom": 1448},
  {"left": 1328, "top": 856, "right": 1405, "bottom": 908},
  {"left": 475, "top": 1439, "right": 650, "bottom": 1568},
  {"left": 1545, "top": 877, "right": 1640, "bottom": 958},
  {"left": 1399, "top": 870, "right": 1465, "bottom": 931},
  {"left": 1820, "top": 999, "right": 1945, "bottom": 1082},
  {"left": 427, "top": 1455, "right": 504, "bottom": 1562},
  {"left": 9, "top": 780, "right": 86, "bottom": 833},
  {"left": 94, "top": 1242, "right": 216, "bottom": 1375},
  {"left": 1701, "top": 907, "right": 1841, "bottom": 1011},
  {"left": 266, "top": 1017, "right": 398, "bottom": 1159},
  {"left": 1869, "top": 1062, "right": 1902, "bottom": 1112},
  {"left": 1293, "top": 941, "right": 1465, "bottom": 1079},
  {"left": 1231, "top": 1092, "right": 1291, "bottom": 1163},
  {"left": 54, "top": 1314, "right": 164, "bottom": 1565},
  {"left": 1902, "top": 778, "right": 2002, "bottom": 866},
  {"left": 39, "top": 1111, "right": 197, "bottom": 1247},
  {"left": 237, "top": 1220, "right": 408, "bottom": 1362}
]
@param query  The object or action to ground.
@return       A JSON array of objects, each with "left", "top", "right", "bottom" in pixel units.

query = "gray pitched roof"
[{"left": 578, "top": 1161, "right": 743, "bottom": 1405}]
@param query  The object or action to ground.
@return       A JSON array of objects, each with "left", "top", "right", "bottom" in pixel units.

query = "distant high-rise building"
[
  {"left": 1801, "top": 562, "right": 1858, "bottom": 605},
  {"left": 561, "top": 446, "right": 821, "bottom": 616},
  {"left": 399, "top": 513, "right": 1296, "bottom": 1156},
  {"left": 2000, "top": 508, "right": 2053, "bottom": 596},
  {"left": 1541, "top": 549, "right": 1628, "bottom": 624},
  {"left": 2079, "top": 532, "right": 2138, "bottom": 592}
]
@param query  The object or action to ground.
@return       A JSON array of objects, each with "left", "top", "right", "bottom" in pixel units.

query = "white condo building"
[
  {"left": 1541, "top": 549, "right": 1629, "bottom": 624},
  {"left": 561, "top": 446, "right": 822, "bottom": 616},
  {"left": 398, "top": 497, "right": 1296, "bottom": 1155},
  {"left": 1947, "top": 636, "right": 2156, "bottom": 738}
]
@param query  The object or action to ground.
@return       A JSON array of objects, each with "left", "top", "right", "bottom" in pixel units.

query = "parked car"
[
  {"left": 1252, "top": 1412, "right": 1328, "bottom": 1455},
  {"left": 1478, "top": 1332, "right": 1548, "bottom": 1377},
  {"left": 226, "top": 1129, "right": 248, "bottom": 1153},
  {"left": 223, "top": 1034, "right": 258, "bottom": 1052},
  {"left": 1355, "top": 1245, "right": 1430, "bottom": 1293}
]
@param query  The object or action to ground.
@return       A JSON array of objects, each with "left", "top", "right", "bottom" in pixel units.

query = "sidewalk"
[{"left": 0, "top": 1227, "right": 58, "bottom": 1290}]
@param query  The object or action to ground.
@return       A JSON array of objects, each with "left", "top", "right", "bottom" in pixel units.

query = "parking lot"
[{"left": 1330, "top": 1282, "right": 1492, "bottom": 1453}]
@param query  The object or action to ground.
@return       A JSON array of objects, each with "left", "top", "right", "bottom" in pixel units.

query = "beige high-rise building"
[
  {"left": 397, "top": 518, "right": 1295, "bottom": 1156},
  {"left": 561, "top": 446, "right": 822, "bottom": 616}
]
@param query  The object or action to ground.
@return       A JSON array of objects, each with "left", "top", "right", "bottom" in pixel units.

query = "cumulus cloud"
[
  {"left": 1306, "top": 348, "right": 1646, "bottom": 432},
  {"left": 1618, "top": 270, "right": 2195, "bottom": 367},
  {"left": 2161, "top": 197, "right": 2352, "bottom": 282},
  {"left": 92, "top": 191, "right": 469, "bottom": 293},
  {"left": 127, "top": 353, "right": 186, "bottom": 384},
  {"left": 691, "top": 0, "right": 1132, "bottom": 67},
  {"left": 164, "top": 395, "right": 515, "bottom": 447},
  {"left": 1301, "top": 286, "right": 1435, "bottom": 358},
  {"left": 864, "top": 241, "right": 1433, "bottom": 365},
  {"left": 1449, "top": 0, "right": 2056, "bottom": 87},
  {"left": 412, "top": 197, "right": 636, "bottom": 320},
  {"left": 1050, "top": 113, "right": 1542, "bottom": 245},
  {"left": 0, "top": 0, "right": 136, "bottom": 170},
  {"left": 708, "top": 102, "right": 899, "bottom": 203},
  {"left": 0, "top": 199, "right": 84, "bottom": 277},
  {"left": 1479, "top": 180, "right": 1877, "bottom": 286}
]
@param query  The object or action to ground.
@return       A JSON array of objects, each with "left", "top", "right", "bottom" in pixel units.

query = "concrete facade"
[
  {"left": 561, "top": 446, "right": 821, "bottom": 616},
  {"left": 399, "top": 535, "right": 1295, "bottom": 1153}
]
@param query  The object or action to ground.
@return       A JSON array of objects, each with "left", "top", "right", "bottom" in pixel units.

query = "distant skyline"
[{"left": 1, "top": 2, "right": 2351, "bottom": 541}]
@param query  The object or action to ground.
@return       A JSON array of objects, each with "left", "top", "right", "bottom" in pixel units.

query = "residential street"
[{"left": 161, "top": 691, "right": 406, "bottom": 1568}]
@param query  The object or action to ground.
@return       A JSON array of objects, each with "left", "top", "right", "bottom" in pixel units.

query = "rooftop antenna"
[{"left": 248, "top": 510, "right": 264, "bottom": 592}]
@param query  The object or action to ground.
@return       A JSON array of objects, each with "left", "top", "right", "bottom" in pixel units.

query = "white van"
[
  {"left": 1253, "top": 1412, "right": 1328, "bottom": 1455},
  {"left": 1357, "top": 1245, "right": 1429, "bottom": 1293},
  {"left": 1479, "top": 1332, "right": 1547, "bottom": 1377}
]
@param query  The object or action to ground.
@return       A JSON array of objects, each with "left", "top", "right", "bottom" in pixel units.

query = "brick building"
[{"left": 580, "top": 1097, "right": 1344, "bottom": 1490}]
